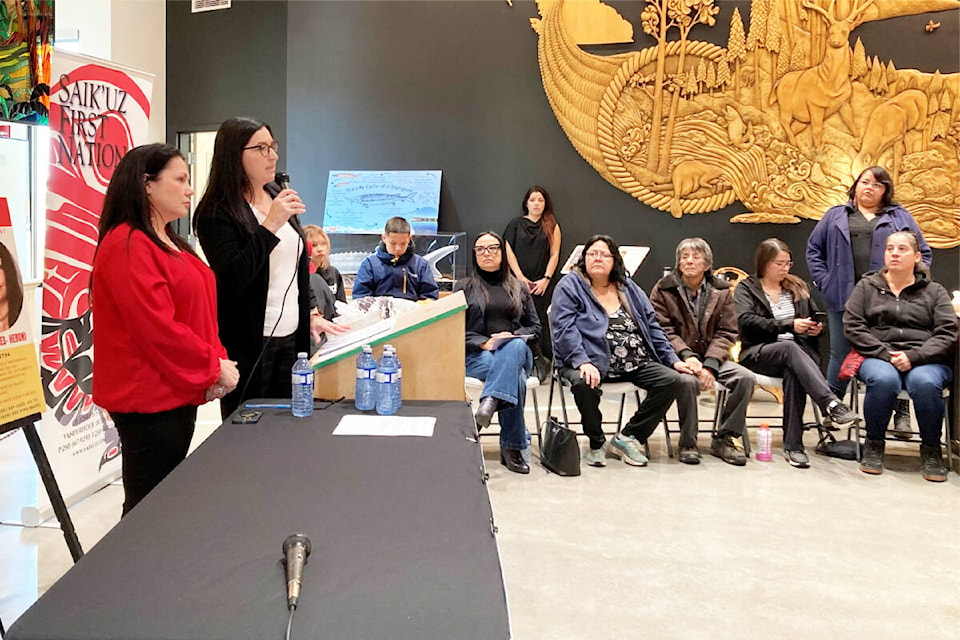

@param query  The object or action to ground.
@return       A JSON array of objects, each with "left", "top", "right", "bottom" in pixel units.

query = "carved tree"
[
  {"left": 727, "top": 7, "right": 747, "bottom": 92},
  {"left": 851, "top": 37, "right": 867, "bottom": 79},
  {"left": 696, "top": 56, "right": 708, "bottom": 92},
  {"left": 746, "top": 0, "right": 769, "bottom": 105},
  {"left": 706, "top": 60, "right": 717, "bottom": 95},
  {"left": 658, "top": 0, "right": 720, "bottom": 172},
  {"left": 789, "top": 40, "right": 806, "bottom": 72},
  {"left": 640, "top": 1, "right": 670, "bottom": 171},
  {"left": 717, "top": 58, "right": 732, "bottom": 91},
  {"left": 765, "top": 0, "right": 782, "bottom": 83}
]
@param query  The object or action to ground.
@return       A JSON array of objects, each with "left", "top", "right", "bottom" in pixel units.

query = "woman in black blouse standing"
[{"left": 503, "top": 185, "right": 561, "bottom": 377}]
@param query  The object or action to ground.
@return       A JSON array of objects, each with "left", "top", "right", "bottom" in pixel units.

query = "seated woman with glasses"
[
  {"left": 455, "top": 232, "right": 540, "bottom": 474},
  {"left": 844, "top": 231, "right": 957, "bottom": 482},
  {"left": 734, "top": 238, "right": 859, "bottom": 468},
  {"left": 806, "top": 166, "right": 931, "bottom": 434},
  {"left": 551, "top": 235, "right": 683, "bottom": 468}
]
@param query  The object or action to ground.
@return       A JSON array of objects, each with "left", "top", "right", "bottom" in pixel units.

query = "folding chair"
[
  {"left": 661, "top": 382, "right": 731, "bottom": 457},
  {"left": 546, "top": 371, "right": 669, "bottom": 459},
  {"left": 464, "top": 375, "right": 542, "bottom": 447},
  {"left": 847, "top": 377, "right": 953, "bottom": 473}
]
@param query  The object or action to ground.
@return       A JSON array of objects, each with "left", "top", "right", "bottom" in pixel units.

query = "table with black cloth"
[{"left": 7, "top": 401, "right": 511, "bottom": 640}]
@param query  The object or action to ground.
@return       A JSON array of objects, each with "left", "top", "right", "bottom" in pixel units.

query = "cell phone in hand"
[{"left": 813, "top": 311, "right": 828, "bottom": 323}]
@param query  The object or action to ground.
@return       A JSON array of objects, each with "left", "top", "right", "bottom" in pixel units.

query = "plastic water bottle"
[
  {"left": 389, "top": 347, "right": 402, "bottom": 411},
  {"left": 355, "top": 345, "right": 378, "bottom": 411},
  {"left": 291, "top": 352, "right": 314, "bottom": 418},
  {"left": 376, "top": 350, "right": 400, "bottom": 415},
  {"left": 756, "top": 423, "right": 772, "bottom": 461}
]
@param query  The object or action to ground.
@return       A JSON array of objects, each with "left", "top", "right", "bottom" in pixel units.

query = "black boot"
[
  {"left": 474, "top": 396, "right": 499, "bottom": 430},
  {"left": 859, "top": 438, "right": 884, "bottom": 475},
  {"left": 892, "top": 398, "right": 912, "bottom": 440},
  {"left": 920, "top": 444, "right": 947, "bottom": 483},
  {"left": 500, "top": 447, "right": 530, "bottom": 474}
]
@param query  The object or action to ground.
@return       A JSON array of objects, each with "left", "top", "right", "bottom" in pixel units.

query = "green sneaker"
[
  {"left": 608, "top": 434, "right": 648, "bottom": 467},
  {"left": 584, "top": 446, "right": 606, "bottom": 467}
]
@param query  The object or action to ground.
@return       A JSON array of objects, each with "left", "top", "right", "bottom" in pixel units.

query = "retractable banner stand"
[{"left": 22, "top": 49, "right": 154, "bottom": 526}]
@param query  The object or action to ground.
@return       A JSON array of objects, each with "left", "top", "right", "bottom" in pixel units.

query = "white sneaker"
[
  {"left": 608, "top": 434, "right": 649, "bottom": 466},
  {"left": 584, "top": 446, "right": 606, "bottom": 467}
]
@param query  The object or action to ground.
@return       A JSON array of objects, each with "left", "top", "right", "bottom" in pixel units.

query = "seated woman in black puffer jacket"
[{"left": 844, "top": 230, "right": 958, "bottom": 482}]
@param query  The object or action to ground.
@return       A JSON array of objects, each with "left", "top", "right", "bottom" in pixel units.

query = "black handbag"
[{"left": 539, "top": 416, "right": 581, "bottom": 476}]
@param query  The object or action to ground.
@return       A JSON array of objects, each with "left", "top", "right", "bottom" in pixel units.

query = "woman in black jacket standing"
[
  {"left": 456, "top": 231, "right": 540, "bottom": 474},
  {"left": 844, "top": 231, "right": 957, "bottom": 481},
  {"left": 194, "top": 116, "right": 346, "bottom": 417},
  {"left": 734, "top": 238, "right": 857, "bottom": 468}
]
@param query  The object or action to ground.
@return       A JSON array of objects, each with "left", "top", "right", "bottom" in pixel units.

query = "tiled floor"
[{"left": 2, "top": 392, "right": 958, "bottom": 639}]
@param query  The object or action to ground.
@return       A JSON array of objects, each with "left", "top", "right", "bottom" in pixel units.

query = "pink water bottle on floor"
[{"left": 756, "top": 423, "right": 772, "bottom": 461}]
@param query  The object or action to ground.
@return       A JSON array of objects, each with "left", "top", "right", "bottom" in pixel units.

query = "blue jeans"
[
  {"left": 858, "top": 359, "right": 952, "bottom": 447},
  {"left": 465, "top": 339, "right": 533, "bottom": 451},
  {"left": 826, "top": 308, "right": 850, "bottom": 398}
]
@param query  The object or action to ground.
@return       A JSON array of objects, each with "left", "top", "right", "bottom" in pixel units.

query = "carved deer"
[
  {"left": 854, "top": 89, "right": 929, "bottom": 181},
  {"left": 771, "top": 0, "right": 875, "bottom": 148}
]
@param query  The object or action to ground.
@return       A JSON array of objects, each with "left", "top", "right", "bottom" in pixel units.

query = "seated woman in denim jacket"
[
  {"left": 844, "top": 231, "right": 957, "bottom": 482},
  {"left": 455, "top": 231, "right": 540, "bottom": 474}
]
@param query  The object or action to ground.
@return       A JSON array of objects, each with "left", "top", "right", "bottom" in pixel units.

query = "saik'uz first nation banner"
[{"left": 24, "top": 50, "right": 154, "bottom": 526}]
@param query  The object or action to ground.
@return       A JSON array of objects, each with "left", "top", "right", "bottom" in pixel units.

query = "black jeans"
[
  {"left": 222, "top": 332, "right": 299, "bottom": 418},
  {"left": 740, "top": 340, "right": 837, "bottom": 451},
  {"left": 558, "top": 361, "right": 681, "bottom": 450},
  {"left": 112, "top": 405, "right": 197, "bottom": 516}
]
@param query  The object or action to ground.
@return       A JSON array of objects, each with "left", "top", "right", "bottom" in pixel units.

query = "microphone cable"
[
  {"left": 284, "top": 604, "right": 296, "bottom": 640},
  {"left": 234, "top": 228, "right": 304, "bottom": 407}
]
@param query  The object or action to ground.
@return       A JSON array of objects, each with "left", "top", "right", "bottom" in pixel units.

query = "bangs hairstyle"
[
  {"left": 0, "top": 241, "right": 24, "bottom": 328},
  {"left": 755, "top": 238, "right": 808, "bottom": 300},
  {"left": 849, "top": 166, "right": 895, "bottom": 209},
  {"left": 521, "top": 185, "right": 558, "bottom": 247},
  {"left": 303, "top": 224, "right": 331, "bottom": 269},
  {"left": 194, "top": 116, "right": 272, "bottom": 235},
  {"left": 469, "top": 231, "right": 522, "bottom": 314},
  {"left": 674, "top": 237, "right": 714, "bottom": 270},
  {"left": 577, "top": 235, "right": 627, "bottom": 285}
]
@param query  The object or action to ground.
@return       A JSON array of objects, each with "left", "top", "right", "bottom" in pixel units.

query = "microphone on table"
[{"left": 282, "top": 533, "right": 312, "bottom": 610}]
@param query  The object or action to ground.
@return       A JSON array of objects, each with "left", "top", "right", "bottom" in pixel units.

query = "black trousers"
[
  {"left": 740, "top": 340, "right": 836, "bottom": 451},
  {"left": 221, "top": 332, "right": 299, "bottom": 418},
  {"left": 559, "top": 361, "right": 681, "bottom": 450},
  {"left": 112, "top": 405, "right": 197, "bottom": 516}
]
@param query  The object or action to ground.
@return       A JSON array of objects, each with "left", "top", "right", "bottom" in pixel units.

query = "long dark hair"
[
  {"left": 468, "top": 231, "right": 522, "bottom": 314},
  {"left": 97, "top": 143, "right": 194, "bottom": 255},
  {"left": 848, "top": 166, "right": 895, "bottom": 209},
  {"left": 755, "top": 238, "right": 809, "bottom": 300},
  {"left": 0, "top": 241, "right": 24, "bottom": 328},
  {"left": 577, "top": 235, "right": 627, "bottom": 285},
  {"left": 521, "top": 185, "right": 558, "bottom": 247},
  {"left": 194, "top": 116, "right": 272, "bottom": 235}
]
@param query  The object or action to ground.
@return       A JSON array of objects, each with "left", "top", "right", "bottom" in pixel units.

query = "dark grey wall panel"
[{"left": 166, "top": 0, "right": 287, "bottom": 149}]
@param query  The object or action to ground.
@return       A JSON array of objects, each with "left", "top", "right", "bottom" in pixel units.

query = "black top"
[
  {"left": 455, "top": 274, "right": 541, "bottom": 353},
  {"left": 847, "top": 209, "right": 877, "bottom": 282},
  {"left": 503, "top": 216, "right": 550, "bottom": 280},
  {"left": 317, "top": 264, "right": 346, "bottom": 303},
  {"left": 477, "top": 269, "right": 515, "bottom": 335}
]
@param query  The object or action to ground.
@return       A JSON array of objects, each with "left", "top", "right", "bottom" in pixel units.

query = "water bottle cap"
[
  {"left": 362, "top": 345, "right": 372, "bottom": 352},
  {"left": 297, "top": 352, "right": 308, "bottom": 359},
  {"left": 760, "top": 423, "right": 769, "bottom": 429}
]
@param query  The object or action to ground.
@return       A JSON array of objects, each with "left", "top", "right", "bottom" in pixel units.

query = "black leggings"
[{"left": 112, "top": 405, "right": 197, "bottom": 516}]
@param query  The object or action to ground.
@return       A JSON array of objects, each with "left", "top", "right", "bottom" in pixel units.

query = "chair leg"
[
  {"left": 662, "top": 416, "right": 674, "bottom": 458},
  {"left": 943, "top": 394, "right": 953, "bottom": 474},
  {"left": 530, "top": 386, "right": 542, "bottom": 451}
]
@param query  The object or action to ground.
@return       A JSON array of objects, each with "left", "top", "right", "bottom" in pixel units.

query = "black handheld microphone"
[
  {"left": 282, "top": 533, "right": 312, "bottom": 610},
  {"left": 275, "top": 171, "right": 291, "bottom": 191}
]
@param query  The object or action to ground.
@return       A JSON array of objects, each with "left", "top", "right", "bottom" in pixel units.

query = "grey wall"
[{"left": 167, "top": 0, "right": 959, "bottom": 292}]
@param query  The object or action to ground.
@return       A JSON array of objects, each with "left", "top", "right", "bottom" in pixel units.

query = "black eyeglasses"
[
  {"left": 243, "top": 141, "right": 280, "bottom": 157},
  {"left": 474, "top": 245, "right": 501, "bottom": 256}
]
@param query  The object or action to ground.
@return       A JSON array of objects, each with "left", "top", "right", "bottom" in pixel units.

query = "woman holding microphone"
[{"left": 195, "top": 117, "right": 346, "bottom": 417}]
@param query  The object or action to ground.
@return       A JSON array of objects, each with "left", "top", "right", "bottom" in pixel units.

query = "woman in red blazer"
[{"left": 92, "top": 144, "right": 239, "bottom": 516}]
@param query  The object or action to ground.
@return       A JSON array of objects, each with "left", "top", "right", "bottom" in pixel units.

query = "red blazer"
[{"left": 92, "top": 224, "right": 226, "bottom": 413}]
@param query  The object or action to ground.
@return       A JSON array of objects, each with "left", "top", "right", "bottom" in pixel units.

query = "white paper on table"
[{"left": 333, "top": 415, "right": 436, "bottom": 437}]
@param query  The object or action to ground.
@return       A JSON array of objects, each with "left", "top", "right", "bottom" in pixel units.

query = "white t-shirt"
[{"left": 250, "top": 204, "right": 301, "bottom": 337}]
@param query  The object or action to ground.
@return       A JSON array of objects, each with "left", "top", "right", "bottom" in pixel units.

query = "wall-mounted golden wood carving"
[{"left": 529, "top": 0, "right": 960, "bottom": 248}]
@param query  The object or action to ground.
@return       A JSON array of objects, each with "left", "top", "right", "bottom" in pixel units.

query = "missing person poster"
[{"left": 0, "top": 196, "right": 45, "bottom": 428}]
